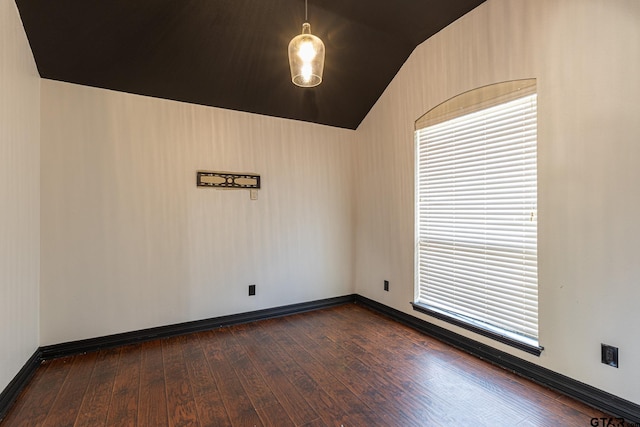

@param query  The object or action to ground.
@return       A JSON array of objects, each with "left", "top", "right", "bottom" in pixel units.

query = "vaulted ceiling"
[{"left": 15, "top": 0, "right": 485, "bottom": 129}]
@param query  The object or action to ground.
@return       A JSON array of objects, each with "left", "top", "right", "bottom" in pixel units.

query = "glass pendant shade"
[{"left": 288, "top": 22, "right": 325, "bottom": 87}]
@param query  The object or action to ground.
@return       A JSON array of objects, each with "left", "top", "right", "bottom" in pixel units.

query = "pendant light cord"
[{"left": 305, "top": 0, "right": 308, "bottom": 21}]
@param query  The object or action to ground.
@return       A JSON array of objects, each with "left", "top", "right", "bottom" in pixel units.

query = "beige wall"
[
  {"left": 40, "top": 80, "right": 354, "bottom": 345},
  {"left": 354, "top": 0, "right": 640, "bottom": 403},
  {"left": 0, "top": 0, "right": 40, "bottom": 392}
]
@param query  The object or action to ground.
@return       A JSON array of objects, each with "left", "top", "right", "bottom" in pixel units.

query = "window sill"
[{"left": 411, "top": 302, "right": 544, "bottom": 357}]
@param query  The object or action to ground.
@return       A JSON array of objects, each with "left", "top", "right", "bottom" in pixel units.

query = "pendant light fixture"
[{"left": 288, "top": 0, "right": 325, "bottom": 87}]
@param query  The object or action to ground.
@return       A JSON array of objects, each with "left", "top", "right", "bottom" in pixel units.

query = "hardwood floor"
[{"left": 1, "top": 304, "right": 611, "bottom": 426}]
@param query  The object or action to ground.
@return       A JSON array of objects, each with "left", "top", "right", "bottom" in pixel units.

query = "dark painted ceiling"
[{"left": 15, "top": 0, "right": 485, "bottom": 129}]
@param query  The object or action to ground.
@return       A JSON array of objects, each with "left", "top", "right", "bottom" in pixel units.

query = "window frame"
[{"left": 413, "top": 80, "right": 543, "bottom": 356}]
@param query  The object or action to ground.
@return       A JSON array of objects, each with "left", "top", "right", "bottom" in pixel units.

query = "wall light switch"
[{"left": 250, "top": 189, "right": 258, "bottom": 200}]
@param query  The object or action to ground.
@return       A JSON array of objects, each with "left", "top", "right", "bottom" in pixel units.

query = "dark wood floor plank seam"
[
  {"left": 73, "top": 348, "right": 121, "bottom": 427},
  {"left": 106, "top": 344, "right": 143, "bottom": 426},
  {"left": 43, "top": 353, "right": 99, "bottom": 427},
  {"left": 161, "top": 337, "right": 201, "bottom": 427},
  {"left": 283, "top": 310, "right": 465, "bottom": 426},
  {"left": 218, "top": 328, "right": 280, "bottom": 412},
  {"left": 138, "top": 341, "right": 169, "bottom": 427},
  {"left": 196, "top": 330, "right": 263, "bottom": 427},
  {"left": 42, "top": 359, "right": 76, "bottom": 425},
  {"left": 229, "top": 323, "right": 322, "bottom": 426},
  {"left": 10, "top": 357, "right": 75, "bottom": 426},
  {"left": 217, "top": 329, "right": 285, "bottom": 426},
  {"left": 286, "top": 309, "right": 541, "bottom": 426},
  {"left": 258, "top": 318, "right": 384, "bottom": 426},
  {"left": 293, "top": 310, "right": 456, "bottom": 423},
  {"left": 270, "top": 313, "right": 500, "bottom": 425},
  {"left": 181, "top": 335, "right": 232, "bottom": 427},
  {"left": 279, "top": 313, "right": 425, "bottom": 427},
  {"left": 251, "top": 320, "right": 356, "bottom": 426},
  {"left": 197, "top": 330, "right": 246, "bottom": 426}
]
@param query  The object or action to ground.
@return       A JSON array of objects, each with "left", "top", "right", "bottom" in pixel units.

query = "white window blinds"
[{"left": 415, "top": 91, "right": 538, "bottom": 345}]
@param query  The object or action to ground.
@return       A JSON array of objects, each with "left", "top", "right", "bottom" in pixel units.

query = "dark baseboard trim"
[
  {"left": 354, "top": 295, "right": 640, "bottom": 424},
  {"left": 40, "top": 294, "right": 356, "bottom": 360},
  {"left": 0, "top": 349, "right": 41, "bottom": 421}
]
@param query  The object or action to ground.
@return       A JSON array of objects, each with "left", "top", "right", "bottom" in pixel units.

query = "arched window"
[{"left": 413, "top": 79, "right": 541, "bottom": 355}]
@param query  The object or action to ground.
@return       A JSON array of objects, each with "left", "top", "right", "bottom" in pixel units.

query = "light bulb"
[
  {"left": 301, "top": 63, "right": 312, "bottom": 83},
  {"left": 297, "top": 40, "right": 317, "bottom": 62}
]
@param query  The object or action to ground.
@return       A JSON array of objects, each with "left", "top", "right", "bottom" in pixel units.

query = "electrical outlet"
[
  {"left": 601, "top": 344, "right": 618, "bottom": 368},
  {"left": 249, "top": 284, "right": 256, "bottom": 296},
  {"left": 384, "top": 280, "right": 389, "bottom": 291}
]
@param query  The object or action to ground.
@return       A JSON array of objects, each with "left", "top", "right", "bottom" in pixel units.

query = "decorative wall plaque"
[{"left": 197, "top": 171, "right": 261, "bottom": 189}]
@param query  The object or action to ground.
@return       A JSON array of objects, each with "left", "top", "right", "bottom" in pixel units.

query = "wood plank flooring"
[{"left": 1, "top": 304, "right": 611, "bottom": 426}]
